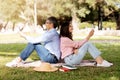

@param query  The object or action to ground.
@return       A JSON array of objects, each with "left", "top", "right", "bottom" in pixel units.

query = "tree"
[
  {"left": 0, "top": 0, "right": 26, "bottom": 31},
  {"left": 95, "top": 0, "right": 120, "bottom": 30},
  {"left": 112, "top": 2, "right": 120, "bottom": 30},
  {"left": 95, "top": 0, "right": 105, "bottom": 30},
  {"left": 80, "top": 0, "right": 120, "bottom": 30},
  {"left": 1, "top": 0, "right": 120, "bottom": 31}
]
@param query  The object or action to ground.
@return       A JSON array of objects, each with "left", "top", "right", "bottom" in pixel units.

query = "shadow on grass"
[
  {"left": 0, "top": 66, "right": 120, "bottom": 80},
  {"left": 0, "top": 43, "right": 40, "bottom": 60},
  {"left": 0, "top": 53, "right": 18, "bottom": 57},
  {"left": 0, "top": 43, "right": 26, "bottom": 53}
]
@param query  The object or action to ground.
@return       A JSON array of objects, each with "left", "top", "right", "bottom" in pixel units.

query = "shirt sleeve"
[
  {"left": 25, "top": 31, "right": 56, "bottom": 44},
  {"left": 76, "top": 39, "right": 88, "bottom": 47},
  {"left": 61, "top": 37, "right": 88, "bottom": 48}
]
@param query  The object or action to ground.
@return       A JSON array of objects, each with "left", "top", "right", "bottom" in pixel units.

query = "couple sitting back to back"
[{"left": 6, "top": 16, "right": 113, "bottom": 67}]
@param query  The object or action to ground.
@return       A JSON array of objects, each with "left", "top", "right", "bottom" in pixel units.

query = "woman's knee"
[
  {"left": 86, "top": 41, "right": 92, "bottom": 44},
  {"left": 84, "top": 41, "right": 92, "bottom": 46}
]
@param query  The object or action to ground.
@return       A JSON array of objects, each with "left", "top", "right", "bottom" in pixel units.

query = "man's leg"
[
  {"left": 5, "top": 43, "right": 35, "bottom": 67},
  {"left": 20, "top": 43, "right": 35, "bottom": 60},
  {"left": 34, "top": 44, "right": 58, "bottom": 63}
]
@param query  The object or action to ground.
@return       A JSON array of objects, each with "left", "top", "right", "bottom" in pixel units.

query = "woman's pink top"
[{"left": 60, "top": 37, "right": 88, "bottom": 59}]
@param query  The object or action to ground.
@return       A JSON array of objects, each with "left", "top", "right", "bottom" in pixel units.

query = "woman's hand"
[
  {"left": 86, "top": 29, "right": 94, "bottom": 40},
  {"left": 88, "top": 29, "right": 94, "bottom": 37},
  {"left": 73, "top": 49, "right": 78, "bottom": 54}
]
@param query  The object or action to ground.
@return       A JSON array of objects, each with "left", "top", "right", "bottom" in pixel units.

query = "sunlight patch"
[{"left": 109, "top": 76, "right": 119, "bottom": 80}]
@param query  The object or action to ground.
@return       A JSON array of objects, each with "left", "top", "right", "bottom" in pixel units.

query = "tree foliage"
[
  {"left": 0, "top": 0, "right": 26, "bottom": 22},
  {"left": 0, "top": 0, "right": 120, "bottom": 30}
]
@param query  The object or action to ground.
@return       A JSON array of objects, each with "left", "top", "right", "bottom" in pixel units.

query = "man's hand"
[{"left": 19, "top": 32, "right": 26, "bottom": 39}]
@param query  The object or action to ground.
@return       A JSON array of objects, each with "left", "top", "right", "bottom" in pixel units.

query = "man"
[{"left": 6, "top": 16, "right": 61, "bottom": 67}]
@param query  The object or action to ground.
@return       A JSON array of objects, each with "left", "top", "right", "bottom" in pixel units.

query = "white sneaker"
[
  {"left": 97, "top": 60, "right": 113, "bottom": 67},
  {"left": 5, "top": 58, "right": 24, "bottom": 67},
  {"left": 104, "top": 60, "right": 113, "bottom": 66}
]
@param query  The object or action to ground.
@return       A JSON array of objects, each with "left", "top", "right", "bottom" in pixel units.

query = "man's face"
[{"left": 45, "top": 20, "right": 53, "bottom": 30}]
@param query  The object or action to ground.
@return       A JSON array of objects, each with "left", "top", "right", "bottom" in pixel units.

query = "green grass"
[{"left": 0, "top": 43, "right": 120, "bottom": 80}]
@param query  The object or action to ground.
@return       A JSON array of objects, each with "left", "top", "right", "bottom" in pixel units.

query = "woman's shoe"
[{"left": 97, "top": 60, "right": 113, "bottom": 67}]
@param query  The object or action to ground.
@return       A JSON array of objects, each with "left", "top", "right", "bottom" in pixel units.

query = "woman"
[
  {"left": 6, "top": 16, "right": 61, "bottom": 67},
  {"left": 60, "top": 21, "right": 113, "bottom": 67}
]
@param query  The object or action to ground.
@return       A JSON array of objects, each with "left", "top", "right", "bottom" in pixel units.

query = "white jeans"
[{"left": 64, "top": 42, "right": 101, "bottom": 65}]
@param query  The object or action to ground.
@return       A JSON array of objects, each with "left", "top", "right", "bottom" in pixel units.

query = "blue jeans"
[
  {"left": 64, "top": 42, "right": 101, "bottom": 65},
  {"left": 19, "top": 43, "right": 58, "bottom": 63}
]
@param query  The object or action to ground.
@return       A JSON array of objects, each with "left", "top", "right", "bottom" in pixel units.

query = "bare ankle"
[
  {"left": 16, "top": 57, "right": 22, "bottom": 62},
  {"left": 95, "top": 56, "right": 103, "bottom": 64}
]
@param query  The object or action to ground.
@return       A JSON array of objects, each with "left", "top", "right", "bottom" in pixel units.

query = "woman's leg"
[
  {"left": 64, "top": 41, "right": 101, "bottom": 65},
  {"left": 83, "top": 42, "right": 108, "bottom": 64},
  {"left": 95, "top": 56, "right": 103, "bottom": 64}
]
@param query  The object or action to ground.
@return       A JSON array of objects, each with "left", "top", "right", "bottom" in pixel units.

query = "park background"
[{"left": 0, "top": 0, "right": 120, "bottom": 80}]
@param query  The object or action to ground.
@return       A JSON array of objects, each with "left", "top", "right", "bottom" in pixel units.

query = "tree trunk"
[
  {"left": 34, "top": 0, "right": 37, "bottom": 31},
  {"left": 114, "top": 12, "right": 120, "bottom": 30},
  {"left": 116, "top": 14, "right": 120, "bottom": 30},
  {"left": 72, "top": 15, "right": 80, "bottom": 32},
  {"left": 3, "top": 21, "right": 9, "bottom": 30},
  {"left": 12, "top": 22, "right": 16, "bottom": 31},
  {"left": 0, "top": 24, "right": 3, "bottom": 31},
  {"left": 98, "top": 5, "right": 103, "bottom": 30}
]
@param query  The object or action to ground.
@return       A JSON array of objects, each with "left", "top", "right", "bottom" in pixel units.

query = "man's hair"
[{"left": 47, "top": 16, "right": 59, "bottom": 29}]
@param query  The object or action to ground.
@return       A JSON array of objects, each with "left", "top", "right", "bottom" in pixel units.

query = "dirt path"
[
  {"left": 0, "top": 32, "right": 120, "bottom": 44},
  {"left": 91, "top": 39, "right": 120, "bottom": 43}
]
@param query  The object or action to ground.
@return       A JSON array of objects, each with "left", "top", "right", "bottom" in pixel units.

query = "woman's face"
[{"left": 69, "top": 23, "right": 73, "bottom": 33}]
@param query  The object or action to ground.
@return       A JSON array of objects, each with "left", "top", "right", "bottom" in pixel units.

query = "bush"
[
  {"left": 79, "top": 22, "right": 92, "bottom": 29},
  {"left": 102, "top": 21, "right": 116, "bottom": 30},
  {"left": 78, "top": 21, "right": 116, "bottom": 30}
]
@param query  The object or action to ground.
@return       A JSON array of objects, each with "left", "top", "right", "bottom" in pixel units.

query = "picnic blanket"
[{"left": 17, "top": 60, "right": 96, "bottom": 68}]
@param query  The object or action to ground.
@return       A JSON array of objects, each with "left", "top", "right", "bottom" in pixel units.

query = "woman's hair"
[
  {"left": 60, "top": 21, "right": 73, "bottom": 40},
  {"left": 47, "top": 16, "right": 59, "bottom": 29}
]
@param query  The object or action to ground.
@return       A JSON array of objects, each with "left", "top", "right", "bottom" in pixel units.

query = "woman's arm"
[
  {"left": 61, "top": 29, "right": 94, "bottom": 48},
  {"left": 86, "top": 29, "right": 94, "bottom": 41},
  {"left": 77, "top": 29, "right": 94, "bottom": 47}
]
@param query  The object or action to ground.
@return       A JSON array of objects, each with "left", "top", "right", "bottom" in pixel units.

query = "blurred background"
[{"left": 0, "top": 0, "right": 120, "bottom": 43}]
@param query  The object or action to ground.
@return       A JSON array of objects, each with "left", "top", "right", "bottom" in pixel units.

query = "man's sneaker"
[
  {"left": 5, "top": 58, "right": 24, "bottom": 67},
  {"left": 97, "top": 60, "right": 113, "bottom": 67}
]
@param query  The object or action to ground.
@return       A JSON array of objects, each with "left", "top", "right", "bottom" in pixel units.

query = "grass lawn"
[
  {"left": 0, "top": 33, "right": 120, "bottom": 80},
  {"left": 0, "top": 42, "right": 120, "bottom": 80}
]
